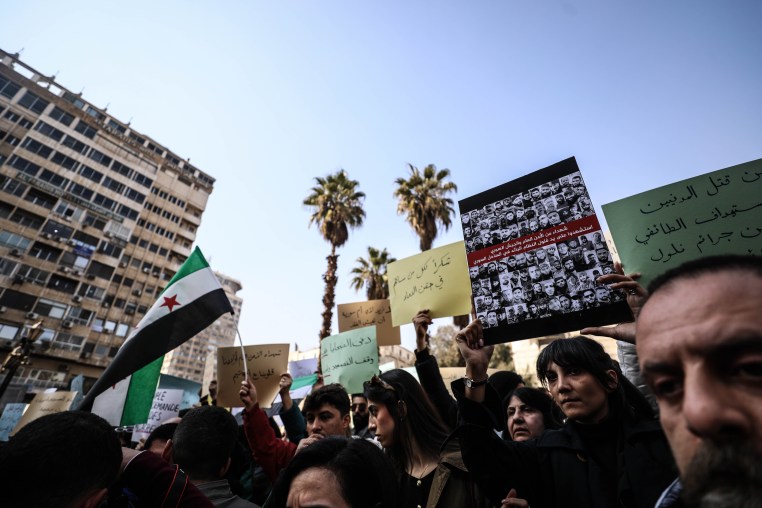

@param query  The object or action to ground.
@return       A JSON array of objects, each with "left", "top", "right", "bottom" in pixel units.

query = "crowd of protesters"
[{"left": 0, "top": 254, "right": 760, "bottom": 508}]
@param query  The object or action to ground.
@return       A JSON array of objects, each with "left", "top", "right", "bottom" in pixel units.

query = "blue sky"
[{"left": 2, "top": 1, "right": 761, "bottom": 352}]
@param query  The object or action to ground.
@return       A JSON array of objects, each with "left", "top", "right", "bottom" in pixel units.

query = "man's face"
[
  {"left": 351, "top": 396, "right": 369, "bottom": 427},
  {"left": 564, "top": 259, "right": 575, "bottom": 272},
  {"left": 548, "top": 212, "right": 561, "bottom": 225},
  {"left": 487, "top": 312, "right": 497, "bottom": 326},
  {"left": 558, "top": 243, "right": 569, "bottom": 256},
  {"left": 559, "top": 295, "right": 571, "bottom": 310},
  {"left": 540, "top": 264, "right": 551, "bottom": 277},
  {"left": 583, "top": 290, "right": 596, "bottom": 304},
  {"left": 595, "top": 287, "right": 610, "bottom": 301},
  {"left": 469, "top": 266, "right": 479, "bottom": 279},
  {"left": 461, "top": 214, "right": 470, "bottom": 225},
  {"left": 483, "top": 295, "right": 493, "bottom": 306},
  {"left": 637, "top": 272, "right": 762, "bottom": 502},
  {"left": 543, "top": 283, "right": 555, "bottom": 297},
  {"left": 507, "top": 257, "right": 517, "bottom": 269},
  {"left": 530, "top": 188, "right": 540, "bottom": 200},
  {"left": 305, "top": 403, "right": 350, "bottom": 437},
  {"left": 487, "top": 262, "right": 497, "bottom": 273},
  {"left": 538, "top": 215, "right": 549, "bottom": 227},
  {"left": 528, "top": 266, "right": 539, "bottom": 279}
]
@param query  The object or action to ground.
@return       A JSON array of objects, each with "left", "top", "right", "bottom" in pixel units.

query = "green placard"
[
  {"left": 320, "top": 326, "right": 378, "bottom": 394},
  {"left": 602, "top": 158, "right": 762, "bottom": 287}
]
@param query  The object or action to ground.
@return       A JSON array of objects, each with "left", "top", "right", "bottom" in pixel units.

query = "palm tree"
[
  {"left": 304, "top": 170, "right": 366, "bottom": 341},
  {"left": 350, "top": 247, "right": 396, "bottom": 300},
  {"left": 394, "top": 164, "right": 469, "bottom": 328},
  {"left": 393, "top": 163, "right": 457, "bottom": 252}
]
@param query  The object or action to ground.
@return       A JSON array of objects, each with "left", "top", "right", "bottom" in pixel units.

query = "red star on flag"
[{"left": 160, "top": 294, "right": 181, "bottom": 312}]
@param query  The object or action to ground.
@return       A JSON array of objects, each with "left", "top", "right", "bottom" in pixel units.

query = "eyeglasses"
[{"left": 351, "top": 403, "right": 367, "bottom": 412}]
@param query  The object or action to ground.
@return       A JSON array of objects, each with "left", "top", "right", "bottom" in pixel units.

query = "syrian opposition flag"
[{"left": 81, "top": 247, "right": 233, "bottom": 425}]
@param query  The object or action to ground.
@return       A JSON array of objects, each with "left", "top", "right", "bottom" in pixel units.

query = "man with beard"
[
  {"left": 350, "top": 394, "right": 373, "bottom": 439},
  {"left": 633, "top": 256, "right": 762, "bottom": 508}
]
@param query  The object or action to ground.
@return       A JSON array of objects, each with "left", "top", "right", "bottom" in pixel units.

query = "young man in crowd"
[{"left": 350, "top": 393, "right": 374, "bottom": 438}]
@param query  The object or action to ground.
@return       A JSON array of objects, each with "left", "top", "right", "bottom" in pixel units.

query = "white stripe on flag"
[{"left": 91, "top": 376, "right": 131, "bottom": 426}]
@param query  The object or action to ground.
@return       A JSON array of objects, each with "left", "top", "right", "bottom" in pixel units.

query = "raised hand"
[
  {"left": 413, "top": 309, "right": 433, "bottom": 352},
  {"left": 239, "top": 377, "right": 258, "bottom": 410}
]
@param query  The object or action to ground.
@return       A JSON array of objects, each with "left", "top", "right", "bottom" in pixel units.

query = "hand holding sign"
[
  {"left": 321, "top": 326, "right": 379, "bottom": 394},
  {"left": 217, "top": 344, "right": 289, "bottom": 407}
]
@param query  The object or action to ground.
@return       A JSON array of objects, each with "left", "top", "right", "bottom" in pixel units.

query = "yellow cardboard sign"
[
  {"left": 11, "top": 391, "right": 78, "bottom": 436},
  {"left": 216, "top": 344, "right": 289, "bottom": 408},
  {"left": 337, "top": 299, "right": 401, "bottom": 346},
  {"left": 387, "top": 241, "right": 472, "bottom": 326}
]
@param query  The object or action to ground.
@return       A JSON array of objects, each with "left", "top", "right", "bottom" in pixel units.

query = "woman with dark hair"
[
  {"left": 454, "top": 321, "right": 676, "bottom": 508},
  {"left": 270, "top": 437, "right": 397, "bottom": 508},
  {"left": 503, "top": 387, "right": 560, "bottom": 442},
  {"left": 364, "top": 369, "right": 491, "bottom": 508}
]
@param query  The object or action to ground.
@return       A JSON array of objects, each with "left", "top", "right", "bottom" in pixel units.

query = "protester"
[
  {"left": 200, "top": 379, "right": 219, "bottom": 406},
  {"left": 167, "top": 406, "right": 258, "bottom": 507},
  {"left": 270, "top": 436, "right": 397, "bottom": 508},
  {"left": 364, "top": 369, "right": 491, "bottom": 508},
  {"left": 144, "top": 421, "right": 179, "bottom": 455},
  {"left": 0, "top": 410, "right": 212, "bottom": 508},
  {"left": 453, "top": 319, "right": 676, "bottom": 508},
  {"left": 503, "top": 387, "right": 560, "bottom": 442},
  {"left": 239, "top": 378, "right": 352, "bottom": 482},
  {"left": 634, "top": 255, "right": 762, "bottom": 507},
  {"left": 350, "top": 393, "right": 374, "bottom": 438}
]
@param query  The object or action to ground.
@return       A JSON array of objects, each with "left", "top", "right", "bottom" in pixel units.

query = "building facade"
[
  {"left": 0, "top": 49, "right": 218, "bottom": 403},
  {"left": 161, "top": 272, "right": 242, "bottom": 384}
]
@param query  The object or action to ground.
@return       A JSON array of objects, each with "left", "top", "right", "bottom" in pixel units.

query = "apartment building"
[{"left": 0, "top": 49, "right": 218, "bottom": 401}]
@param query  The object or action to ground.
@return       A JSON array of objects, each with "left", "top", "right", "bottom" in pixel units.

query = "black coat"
[{"left": 453, "top": 382, "right": 677, "bottom": 508}]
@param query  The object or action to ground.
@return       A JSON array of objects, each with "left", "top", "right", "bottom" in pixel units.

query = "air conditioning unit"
[
  {"left": 10, "top": 249, "right": 23, "bottom": 257},
  {"left": 102, "top": 301, "right": 111, "bottom": 308},
  {"left": 142, "top": 267, "right": 150, "bottom": 274},
  {"left": 43, "top": 233, "right": 53, "bottom": 239},
  {"left": 119, "top": 262, "right": 127, "bottom": 268},
  {"left": 132, "top": 289, "right": 142, "bottom": 296},
  {"left": 26, "top": 312, "right": 39, "bottom": 320},
  {"left": 55, "top": 236, "right": 64, "bottom": 242},
  {"left": 72, "top": 295, "right": 83, "bottom": 303},
  {"left": 125, "top": 308, "right": 135, "bottom": 315},
  {"left": 61, "top": 216, "right": 72, "bottom": 222},
  {"left": 152, "top": 271, "right": 160, "bottom": 277},
  {"left": 72, "top": 270, "right": 82, "bottom": 276},
  {"left": 67, "top": 239, "right": 77, "bottom": 246},
  {"left": 0, "top": 306, "right": 7, "bottom": 313},
  {"left": 80, "top": 352, "right": 91, "bottom": 359},
  {"left": 105, "top": 231, "right": 113, "bottom": 238},
  {"left": 62, "top": 320, "right": 74, "bottom": 329},
  {"left": 60, "top": 266, "right": 71, "bottom": 273}
]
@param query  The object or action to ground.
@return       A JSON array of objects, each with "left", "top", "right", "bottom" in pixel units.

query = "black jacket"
[{"left": 453, "top": 381, "right": 677, "bottom": 508}]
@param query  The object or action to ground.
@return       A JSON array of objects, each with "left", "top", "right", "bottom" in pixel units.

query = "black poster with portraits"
[{"left": 458, "top": 157, "right": 632, "bottom": 344}]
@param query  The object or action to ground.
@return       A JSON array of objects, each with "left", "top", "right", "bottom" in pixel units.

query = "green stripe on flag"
[
  {"left": 121, "top": 356, "right": 163, "bottom": 426},
  {"left": 291, "top": 374, "right": 318, "bottom": 391}
]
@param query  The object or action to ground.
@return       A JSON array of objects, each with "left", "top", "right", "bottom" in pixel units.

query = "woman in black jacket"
[{"left": 453, "top": 323, "right": 677, "bottom": 508}]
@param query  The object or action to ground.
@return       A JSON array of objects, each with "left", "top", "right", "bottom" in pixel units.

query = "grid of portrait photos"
[{"left": 459, "top": 158, "right": 632, "bottom": 343}]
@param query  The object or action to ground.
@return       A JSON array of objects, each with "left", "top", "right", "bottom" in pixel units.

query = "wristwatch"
[{"left": 463, "top": 375, "right": 489, "bottom": 388}]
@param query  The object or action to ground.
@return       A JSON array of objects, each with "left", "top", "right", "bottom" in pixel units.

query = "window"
[
  {"left": 88, "top": 148, "right": 112, "bottom": 167},
  {"left": 124, "top": 188, "right": 145, "bottom": 204},
  {"left": 102, "top": 177, "right": 126, "bottom": 194},
  {"left": 68, "top": 182, "right": 94, "bottom": 200},
  {"left": 38, "top": 169, "right": 69, "bottom": 189},
  {"left": 54, "top": 202, "right": 84, "bottom": 223},
  {"left": 93, "top": 193, "right": 116, "bottom": 211},
  {"left": 34, "top": 120, "right": 65, "bottom": 141},
  {"left": 8, "top": 155, "right": 41, "bottom": 177},
  {"left": 86, "top": 260, "right": 114, "bottom": 280},
  {"left": 51, "top": 152, "right": 79, "bottom": 171},
  {"left": 23, "top": 188, "right": 56, "bottom": 209},
  {"left": 0, "top": 200, "right": 11, "bottom": 219},
  {"left": 79, "top": 164, "right": 103, "bottom": 184},
  {"left": 72, "top": 230, "right": 99, "bottom": 251},
  {"left": 83, "top": 213, "right": 107, "bottom": 230},
  {"left": 78, "top": 283, "right": 105, "bottom": 300},
  {"left": 74, "top": 120, "right": 98, "bottom": 139},
  {"left": 51, "top": 332, "right": 85, "bottom": 352},
  {"left": 0, "top": 258, "right": 18, "bottom": 276},
  {"left": 133, "top": 173, "right": 153, "bottom": 188},
  {"left": 18, "top": 91, "right": 50, "bottom": 114},
  {"left": 67, "top": 307, "right": 94, "bottom": 325},
  {"left": 47, "top": 274, "right": 79, "bottom": 294},
  {"left": 63, "top": 92, "right": 85, "bottom": 109},
  {"left": 0, "top": 289, "right": 37, "bottom": 311},
  {"left": 115, "top": 323, "right": 129, "bottom": 337},
  {"left": 3, "top": 110, "right": 20, "bottom": 122},
  {"left": 116, "top": 204, "right": 138, "bottom": 221},
  {"left": 94, "top": 344, "right": 110, "bottom": 357},
  {"left": 21, "top": 138, "right": 53, "bottom": 158},
  {"left": 98, "top": 241, "right": 122, "bottom": 259},
  {"left": 61, "top": 135, "right": 88, "bottom": 154},
  {"left": 111, "top": 161, "right": 133, "bottom": 178},
  {"left": 0, "top": 75, "right": 21, "bottom": 99},
  {"left": 9, "top": 208, "right": 45, "bottom": 229},
  {"left": 41, "top": 220, "right": 74, "bottom": 239},
  {"left": 16, "top": 264, "right": 50, "bottom": 285},
  {"left": 29, "top": 242, "right": 62, "bottom": 262},
  {"left": 34, "top": 297, "right": 68, "bottom": 318},
  {"left": 107, "top": 120, "right": 126, "bottom": 134},
  {"left": 59, "top": 251, "right": 89, "bottom": 269},
  {"left": 48, "top": 106, "right": 75, "bottom": 126},
  {"left": 0, "top": 230, "right": 32, "bottom": 250},
  {"left": 0, "top": 178, "right": 27, "bottom": 197},
  {"left": 0, "top": 323, "right": 19, "bottom": 341}
]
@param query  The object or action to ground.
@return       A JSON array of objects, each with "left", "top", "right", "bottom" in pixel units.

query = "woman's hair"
[
  {"left": 536, "top": 336, "right": 655, "bottom": 423},
  {"left": 271, "top": 437, "right": 397, "bottom": 508},
  {"left": 503, "top": 386, "right": 561, "bottom": 437},
  {"left": 363, "top": 369, "right": 450, "bottom": 474}
]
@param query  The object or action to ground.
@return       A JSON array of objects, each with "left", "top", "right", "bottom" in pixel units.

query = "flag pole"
[{"left": 235, "top": 327, "right": 249, "bottom": 382}]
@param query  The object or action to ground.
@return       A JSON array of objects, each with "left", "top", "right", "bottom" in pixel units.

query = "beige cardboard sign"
[
  {"left": 216, "top": 344, "right": 289, "bottom": 408},
  {"left": 11, "top": 391, "right": 78, "bottom": 436},
  {"left": 337, "top": 299, "right": 401, "bottom": 346},
  {"left": 387, "top": 241, "right": 472, "bottom": 326}
]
